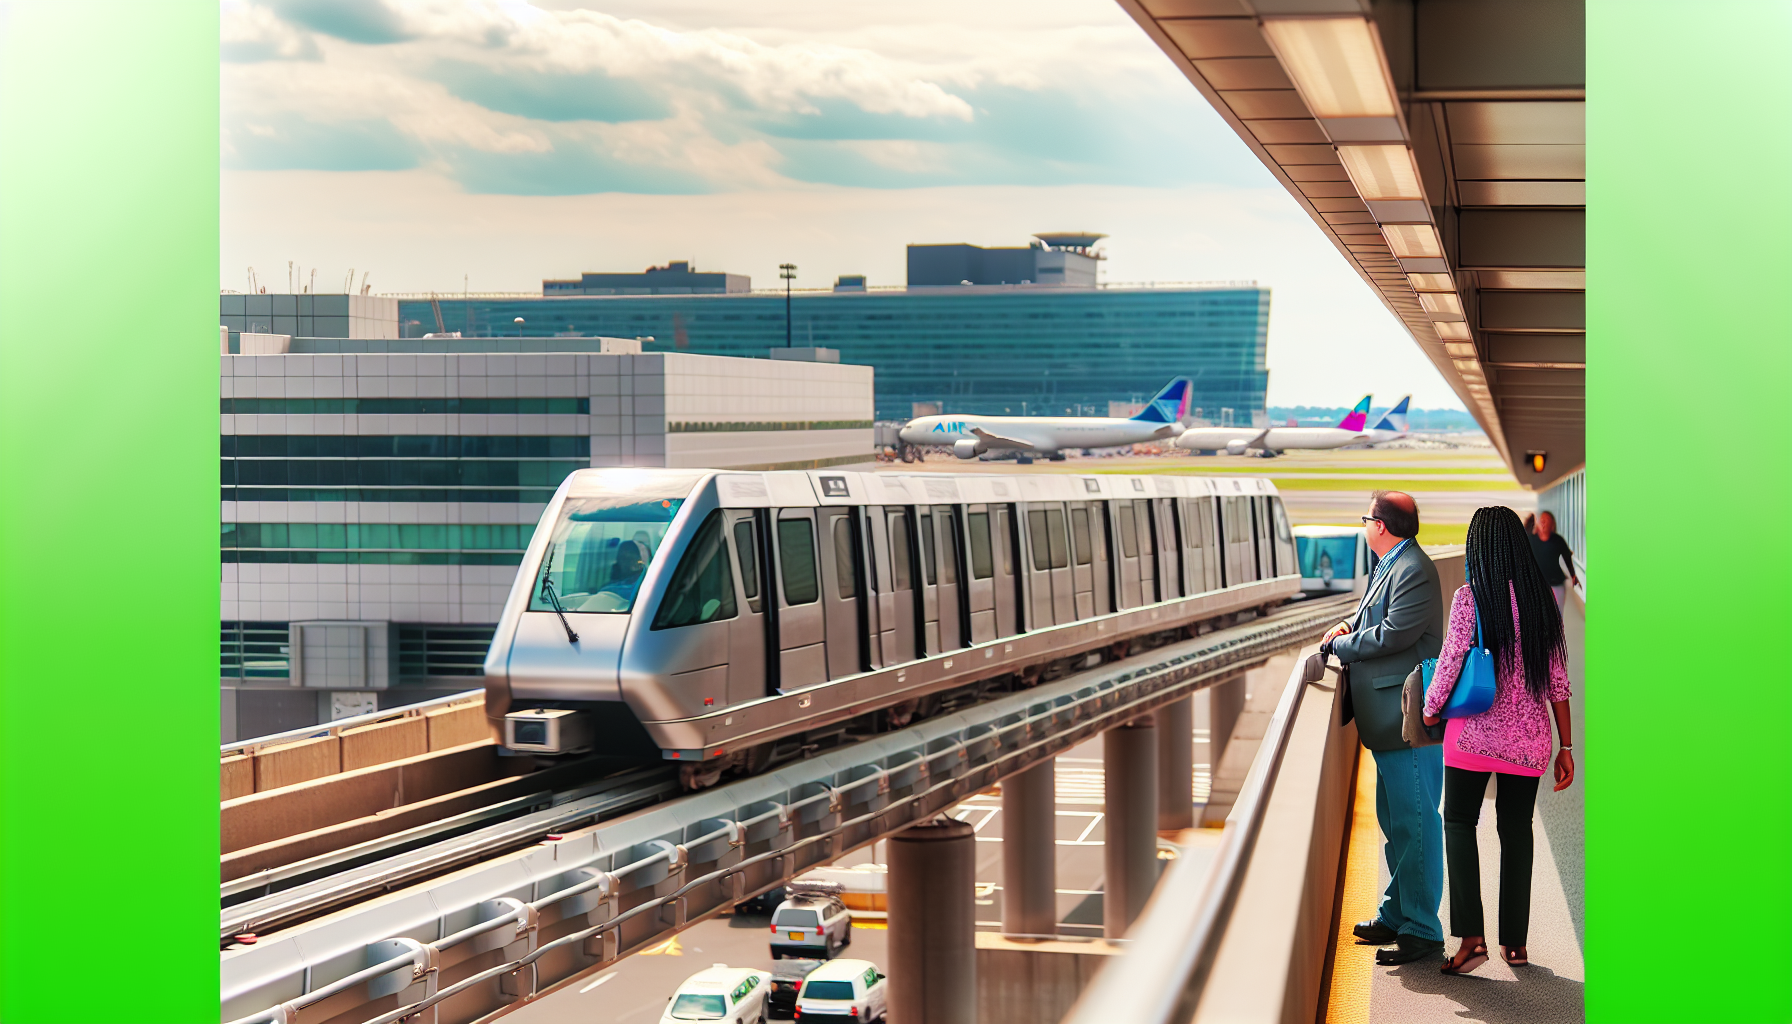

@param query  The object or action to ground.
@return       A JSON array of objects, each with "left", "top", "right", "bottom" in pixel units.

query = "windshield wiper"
[{"left": 539, "top": 553, "right": 580, "bottom": 645}]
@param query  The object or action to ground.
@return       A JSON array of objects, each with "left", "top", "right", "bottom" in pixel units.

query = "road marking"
[{"left": 578, "top": 973, "right": 616, "bottom": 994}]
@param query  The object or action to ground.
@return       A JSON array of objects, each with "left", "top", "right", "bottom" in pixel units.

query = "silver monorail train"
[{"left": 483, "top": 468, "right": 1300, "bottom": 786}]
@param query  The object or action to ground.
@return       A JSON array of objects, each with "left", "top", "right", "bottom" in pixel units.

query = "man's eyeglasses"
[{"left": 1360, "top": 516, "right": 1383, "bottom": 525}]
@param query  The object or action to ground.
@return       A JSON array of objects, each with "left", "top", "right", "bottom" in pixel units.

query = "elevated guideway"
[{"left": 219, "top": 594, "right": 1352, "bottom": 1024}]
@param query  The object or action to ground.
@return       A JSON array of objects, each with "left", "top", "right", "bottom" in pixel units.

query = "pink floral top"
[{"left": 1423, "top": 584, "right": 1571, "bottom": 775}]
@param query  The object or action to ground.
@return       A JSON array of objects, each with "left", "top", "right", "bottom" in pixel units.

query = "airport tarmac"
[{"left": 874, "top": 442, "right": 1533, "bottom": 532}]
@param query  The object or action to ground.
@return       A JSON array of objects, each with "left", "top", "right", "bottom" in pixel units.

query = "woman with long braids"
[{"left": 1422, "top": 505, "right": 1576, "bottom": 974}]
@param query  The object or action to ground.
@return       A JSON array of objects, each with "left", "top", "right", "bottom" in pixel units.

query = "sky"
[{"left": 220, "top": 0, "right": 1462, "bottom": 409}]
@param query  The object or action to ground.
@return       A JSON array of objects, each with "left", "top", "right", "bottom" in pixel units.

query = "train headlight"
[
  {"left": 1528, "top": 451, "right": 1546, "bottom": 474},
  {"left": 505, "top": 708, "right": 594, "bottom": 754}
]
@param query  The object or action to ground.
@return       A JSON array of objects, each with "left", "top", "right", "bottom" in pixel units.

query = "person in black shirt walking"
[{"left": 1528, "top": 511, "right": 1578, "bottom": 607}]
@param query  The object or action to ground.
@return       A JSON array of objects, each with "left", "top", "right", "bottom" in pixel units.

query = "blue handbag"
[{"left": 1440, "top": 606, "right": 1498, "bottom": 718}]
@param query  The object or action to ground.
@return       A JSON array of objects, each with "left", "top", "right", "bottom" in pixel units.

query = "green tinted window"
[
  {"left": 888, "top": 512, "right": 912, "bottom": 590},
  {"left": 967, "top": 512, "right": 993, "bottom": 579},
  {"left": 1046, "top": 508, "right": 1069, "bottom": 569},
  {"left": 653, "top": 511, "right": 738, "bottom": 629},
  {"left": 733, "top": 520, "right": 760, "bottom": 604},
  {"left": 1027, "top": 509, "right": 1050, "bottom": 570},
  {"left": 832, "top": 516, "right": 858, "bottom": 599},
  {"left": 778, "top": 517, "right": 819, "bottom": 604},
  {"left": 1117, "top": 503, "right": 1138, "bottom": 557},
  {"left": 1071, "top": 507, "right": 1092, "bottom": 566}
]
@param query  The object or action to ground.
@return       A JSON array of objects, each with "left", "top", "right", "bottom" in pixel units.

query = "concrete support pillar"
[
  {"left": 889, "top": 818, "right": 977, "bottom": 1024},
  {"left": 1002, "top": 758, "right": 1057, "bottom": 939},
  {"left": 1155, "top": 696, "right": 1194, "bottom": 832},
  {"left": 1103, "top": 717, "right": 1158, "bottom": 939},
  {"left": 1207, "top": 674, "right": 1246, "bottom": 768}
]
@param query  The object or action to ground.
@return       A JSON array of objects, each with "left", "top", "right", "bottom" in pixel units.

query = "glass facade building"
[{"left": 399, "top": 286, "right": 1271, "bottom": 423}]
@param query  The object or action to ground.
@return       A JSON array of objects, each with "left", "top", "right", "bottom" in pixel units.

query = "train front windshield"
[
  {"left": 530, "top": 497, "right": 683, "bottom": 614},
  {"left": 1298, "top": 535, "right": 1358, "bottom": 581}
]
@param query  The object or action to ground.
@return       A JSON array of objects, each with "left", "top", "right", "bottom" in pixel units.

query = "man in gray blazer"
[{"left": 1322, "top": 490, "right": 1446, "bottom": 965}]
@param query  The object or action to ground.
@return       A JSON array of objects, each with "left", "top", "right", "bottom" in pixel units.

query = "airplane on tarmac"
[
  {"left": 1174, "top": 394, "right": 1373, "bottom": 456},
  {"left": 897, "top": 378, "right": 1192, "bottom": 461},
  {"left": 1363, "top": 394, "right": 1412, "bottom": 444}
]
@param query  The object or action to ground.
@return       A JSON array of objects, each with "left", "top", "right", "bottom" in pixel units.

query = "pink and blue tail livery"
[
  {"left": 1131, "top": 377, "right": 1193, "bottom": 424},
  {"left": 1335, "top": 394, "right": 1372, "bottom": 431}
]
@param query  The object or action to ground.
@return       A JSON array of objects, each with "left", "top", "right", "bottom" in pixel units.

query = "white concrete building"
[{"left": 220, "top": 338, "right": 872, "bottom": 740}]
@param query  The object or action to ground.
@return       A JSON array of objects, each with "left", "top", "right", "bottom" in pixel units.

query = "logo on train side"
[{"left": 930, "top": 421, "right": 969, "bottom": 434}]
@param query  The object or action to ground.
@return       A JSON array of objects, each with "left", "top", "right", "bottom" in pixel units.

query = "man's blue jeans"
[{"left": 1370, "top": 744, "right": 1444, "bottom": 941}]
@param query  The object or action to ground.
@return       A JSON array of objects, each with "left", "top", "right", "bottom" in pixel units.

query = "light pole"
[
  {"left": 779, "top": 263, "right": 797, "bottom": 347},
  {"left": 514, "top": 316, "right": 525, "bottom": 338}
]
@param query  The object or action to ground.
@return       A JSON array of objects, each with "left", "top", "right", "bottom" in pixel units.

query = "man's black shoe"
[
  {"left": 1375, "top": 936, "right": 1445, "bottom": 966},
  {"left": 1352, "top": 919, "right": 1398, "bottom": 945}
]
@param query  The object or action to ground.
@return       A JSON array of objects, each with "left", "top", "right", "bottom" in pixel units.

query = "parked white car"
[
  {"left": 792, "top": 958, "right": 887, "bottom": 1022},
  {"left": 660, "top": 964, "right": 771, "bottom": 1024},
  {"left": 770, "top": 881, "right": 853, "bottom": 960}
]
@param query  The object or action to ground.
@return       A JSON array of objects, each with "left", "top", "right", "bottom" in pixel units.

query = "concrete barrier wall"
[{"left": 1190, "top": 646, "right": 1357, "bottom": 1024}]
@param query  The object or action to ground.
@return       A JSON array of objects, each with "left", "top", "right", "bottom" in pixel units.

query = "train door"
[
  {"left": 1252, "top": 498, "right": 1275, "bottom": 581},
  {"left": 773, "top": 508, "right": 826, "bottom": 689},
  {"left": 722, "top": 510, "right": 769, "bottom": 703},
  {"left": 1178, "top": 499, "right": 1208, "bottom": 595},
  {"left": 933, "top": 505, "right": 965, "bottom": 650},
  {"left": 818, "top": 507, "right": 864, "bottom": 679},
  {"left": 1113, "top": 500, "right": 1143, "bottom": 608},
  {"left": 992, "top": 504, "right": 1020, "bottom": 637},
  {"left": 1024, "top": 506, "right": 1055, "bottom": 627},
  {"left": 885, "top": 508, "right": 920, "bottom": 660},
  {"left": 1222, "top": 497, "right": 1256, "bottom": 584},
  {"left": 1155, "top": 499, "right": 1182, "bottom": 600},
  {"left": 916, "top": 507, "right": 942, "bottom": 654},
  {"left": 1044, "top": 504, "right": 1074, "bottom": 623},
  {"left": 1270, "top": 498, "right": 1297, "bottom": 577},
  {"left": 964, "top": 505, "right": 997, "bottom": 644},
  {"left": 1134, "top": 500, "right": 1159, "bottom": 602},
  {"left": 1084, "top": 502, "right": 1113, "bottom": 614},
  {"left": 1068, "top": 502, "right": 1096, "bottom": 618}
]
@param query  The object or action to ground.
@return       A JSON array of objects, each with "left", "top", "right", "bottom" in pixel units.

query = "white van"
[{"left": 793, "top": 958, "right": 887, "bottom": 1023}]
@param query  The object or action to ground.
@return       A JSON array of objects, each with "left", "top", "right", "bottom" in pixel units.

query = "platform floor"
[{"left": 1324, "top": 591, "right": 1586, "bottom": 1023}]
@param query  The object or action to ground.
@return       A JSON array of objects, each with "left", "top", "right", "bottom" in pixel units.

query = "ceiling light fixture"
[
  {"left": 1435, "top": 321, "right": 1473, "bottom": 341},
  {"left": 1382, "top": 223, "right": 1443, "bottom": 258},
  {"left": 1260, "top": 17, "right": 1397, "bottom": 118},
  {"left": 1419, "top": 292, "right": 1464, "bottom": 315},
  {"left": 1407, "top": 273, "right": 1454, "bottom": 292},
  {"left": 1444, "top": 342, "right": 1477, "bottom": 357},
  {"left": 1336, "top": 145, "right": 1424, "bottom": 201}
]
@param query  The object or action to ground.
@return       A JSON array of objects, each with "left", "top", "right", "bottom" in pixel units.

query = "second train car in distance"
[{"left": 483, "top": 468, "right": 1301, "bottom": 788}]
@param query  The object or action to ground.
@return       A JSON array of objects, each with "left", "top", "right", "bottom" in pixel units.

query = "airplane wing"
[
  {"left": 970, "top": 426, "right": 1035, "bottom": 450},
  {"left": 1149, "top": 424, "right": 1180, "bottom": 439},
  {"left": 1248, "top": 429, "right": 1272, "bottom": 449}
]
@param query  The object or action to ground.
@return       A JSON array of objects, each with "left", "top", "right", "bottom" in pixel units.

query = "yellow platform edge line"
[{"left": 1323, "top": 750, "right": 1381, "bottom": 1024}]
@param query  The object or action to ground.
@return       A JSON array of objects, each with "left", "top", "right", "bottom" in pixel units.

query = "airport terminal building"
[
  {"left": 396, "top": 237, "right": 1272, "bottom": 425},
  {"left": 215, "top": 320, "right": 872, "bottom": 740}
]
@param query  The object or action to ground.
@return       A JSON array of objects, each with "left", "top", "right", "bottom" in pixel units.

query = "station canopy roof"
[{"left": 1119, "top": 0, "right": 1584, "bottom": 489}]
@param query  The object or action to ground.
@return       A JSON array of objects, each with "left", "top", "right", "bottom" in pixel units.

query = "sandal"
[
  {"left": 1503, "top": 947, "right": 1528, "bottom": 965},
  {"left": 1441, "top": 941, "right": 1488, "bottom": 976}
]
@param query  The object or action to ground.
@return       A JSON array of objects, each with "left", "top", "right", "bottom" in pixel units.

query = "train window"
[
  {"left": 1117, "top": 502, "right": 1139, "bottom": 558},
  {"left": 1045, "top": 508, "right": 1069, "bottom": 569},
  {"left": 967, "top": 512, "right": 994, "bottom": 579},
  {"left": 1027, "top": 509, "right": 1051, "bottom": 570},
  {"left": 652, "top": 511, "right": 738, "bottom": 630},
  {"left": 1071, "top": 507, "right": 1092, "bottom": 566},
  {"left": 529, "top": 497, "right": 681, "bottom": 614},
  {"left": 1273, "top": 500, "right": 1293, "bottom": 542},
  {"left": 888, "top": 512, "right": 913, "bottom": 591},
  {"left": 777, "top": 517, "right": 820, "bottom": 605},
  {"left": 832, "top": 517, "right": 858, "bottom": 599},
  {"left": 936, "top": 509, "right": 959, "bottom": 584},
  {"left": 1184, "top": 500, "right": 1201, "bottom": 549},
  {"left": 918, "top": 512, "right": 937, "bottom": 585},
  {"left": 733, "top": 520, "right": 760, "bottom": 606}
]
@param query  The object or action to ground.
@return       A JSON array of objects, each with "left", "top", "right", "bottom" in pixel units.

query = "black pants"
[{"left": 1442, "top": 767, "right": 1540, "bottom": 947}]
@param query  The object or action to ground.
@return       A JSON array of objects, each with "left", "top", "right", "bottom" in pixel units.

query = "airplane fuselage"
[
  {"left": 1176, "top": 426, "right": 1368, "bottom": 453},
  {"left": 899, "top": 414, "right": 1183, "bottom": 454}
]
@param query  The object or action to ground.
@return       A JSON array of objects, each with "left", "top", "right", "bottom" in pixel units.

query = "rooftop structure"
[
  {"left": 907, "top": 232, "right": 1107, "bottom": 288},
  {"left": 543, "top": 260, "right": 750, "bottom": 296}
]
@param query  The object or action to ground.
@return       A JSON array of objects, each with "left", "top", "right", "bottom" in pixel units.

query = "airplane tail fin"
[
  {"left": 1130, "top": 377, "right": 1193, "bottom": 423},
  {"left": 1336, "top": 394, "right": 1373, "bottom": 431},
  {"left": 1371, "top": 394, "right": 1411, "bottom": 432}
]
